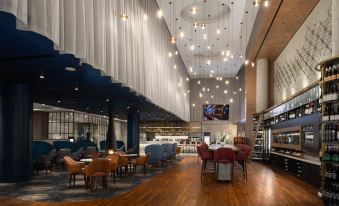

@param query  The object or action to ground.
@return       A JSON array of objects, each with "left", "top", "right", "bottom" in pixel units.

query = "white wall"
[{"left": 274, "top": 0, "right": 331, "bottom": 104}]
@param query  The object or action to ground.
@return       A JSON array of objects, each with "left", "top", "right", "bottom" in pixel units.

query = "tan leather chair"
[
  {"left": 84, "top": 159, "right": 110, "bottom": 191},
  {"left": 105, "top": 154, "right": 119, "bottom": 184},
  {"left": 117, "top": 155, "right": 129, "bottom": 176},
  {"left": 131, "top": 153, "right": 151, "bottom": 176},
  {"left": 63, "top": 156, "right": 85, "bottom": 188}
]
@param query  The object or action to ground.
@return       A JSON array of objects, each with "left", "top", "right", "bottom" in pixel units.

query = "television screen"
[{"left": 203, "top": 104, "right": 229, "bottom": 120}]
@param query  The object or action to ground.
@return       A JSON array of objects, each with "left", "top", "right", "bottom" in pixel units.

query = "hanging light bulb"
[
  {"left": 193, "top": 22, "right": 199, "bottom": 28},
  {"left": 194, "top": 71, "right": 197, "bottom": 75},
  {"left": 197, "top": 80, "right": 200, "bottom": 85},
  {"left": 211, "top": 95, "right": 214, "bottom": 99},
  {"left": 189, "top": 66, "right": 193, "bottom": 72},
  {"left": 199, "top": 92, "right": 203, "bottom": 98},
  {"left": 234, "top": 91, "right": 237, "bottom": 95},
  {"left": 207, "top": 59, "right": 211, "bottom": 65},
  {"left": 216, "top": 28, "right": 220, "bottom": 34},
  {"left": 216, "top": 85, "right": 219, "bottom": 89},
  {"left": 245, "top": 59, "right": 249, "bottom": 65},
  {"left": 74, "top": 82, "right": 79, "bottom": 91},
  {"left": 224, "top": 90, "right": 228, "bottom": 94},
  {"left": 120, "top": 14, "right": 128, "bottom": 21},
  {"left": 173, "top": 64, "right": 177, "bottom": 69},
  {"left": 206, "top": 101, "right": 209, "bottom": 104},
  {"left": 236, "top": 76, "right": 239, "bottom": 80},
  {"left": 223, "top": 58, "right": 228, "bottom": 62},
  {"left": 187, "top": 90, "right": 190, "bottom": 93},
  {"left": 207, "top": 45, "right": 210, "bottom": 50},
  {"left": 209, "top": 74, "right": 213, "bottom": 77},
  {"left": 203, "top": 34, "right": 207, "bottom": 39},
  {"left": 202, "top": 87, "right": 206, "bottom": 92},
  {"left": 264, "top": 0, "right": 269, "bottom": 7},
  {"left": 254, "top": 0, "right": 259, "bottom": 6},
  {"left": 168, "top": 52, "right": 173, "bottom": 57},
  {"left": 240, "top": 53, "right": 244, "bottom": 58},
  {"left": 180, "top": 31, "right": 185, "bottom": 38},
  {"left": 157, "top": 10, "right": 163, "bottom": 18},
  {"left": 251, "top": 62, "right": 255, "bottom": 67},
  {"left": 143, "top": 14, "right": 148, "bottom": 20},
  {"left": 175, "top": 51, "right": 178, "bottom": 55},
  {"left": 230, "top": 98, "right": 233, "bottom": 103},
  {"left": 226, "top": 50, "right": 230, "bottom": 57},
  {"left": 190, "top": 44, "right": 195, "bottom": 50},
  {"left": 201, "top": 24, "right": 206, "bottom": 30},
  {"left": 239, "top": 88, "right": 242, "bottom": 92},
  {"left": 192, "top": 103, "right": 196, "bottom": 107},
  {"left": 225, "top": 80, "right": 229, "bottom": 84},
  {"left": 210, "top": 70, "right": 214, "bottom": 73},
  {"left": 230, "top": 54, "right": 234, "bottom": 59},
  {"left": 170, "top": 36, "right": 176, "bottom": 44},
  {"left": 221, "top": 50, "right": 225, "bottom": 56},
  {"left": 186, "top": 77, "right": 189, "bottom": 81},
  {"left": 191, "top": 7, "right": 198, "bottom": 15}
]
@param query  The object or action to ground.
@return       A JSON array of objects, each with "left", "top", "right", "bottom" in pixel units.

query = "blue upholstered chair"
[
  {"left": 161, "top": 143, "right": 173, "bottom": 161},
  {"left": 99, "top": 140, "right": 106, "bottom": 152},
  {"left": 117, "top": 140, "right": 126, "bottom": 151},
  {"left": 53, "top": 140, "right": 79, "bottom": 152},
  {"left": 32, "top": 141, "right": 54, "bottom": 161},
  {"left": 145, "top": 144, "right": 163, "bottom": 166},
  {"left": 76, "top": 140, "right": 98, "bottom": 150}
]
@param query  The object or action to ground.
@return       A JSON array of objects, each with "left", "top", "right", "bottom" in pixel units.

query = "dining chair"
[
  {"left": 84, "top": 159, "right": 110, "bottom": 191},
  {"left": 235, "top": 144, "right": 251, "bottom": 181},
  {"left": 197, "top": 143, "right": 214, "bottom": 181},
  {"left": 64, "top": 156, "right": 86, "bottom": 188},
  {"left": 214, "top": 147, "right": 235, "bottom": 183},
  {"left": 105, "top": 154, "right": 119, "bottom": 184},
  {"left": 131, "top": 153, "right": 151, "bottom": 176}
]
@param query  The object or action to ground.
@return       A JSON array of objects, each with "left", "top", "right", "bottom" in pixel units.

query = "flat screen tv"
[{"left": 203, "top": 104, "right": 229, "bottom": 121}]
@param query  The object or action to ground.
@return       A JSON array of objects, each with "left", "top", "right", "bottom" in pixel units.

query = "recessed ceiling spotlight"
[
  {"left": 192, "top": 103, "right": 196, "bottom": 107},
  {"left": 175, "top": 51, "right": 178, "bottom": 55},
  {"left": 230, "top": 98, "right": 233, "bottom": 103},
  {"left": 245, "top": 59, "right": 249, "bottom": 65},
  {"left": 225, "top": 80, "right": 229, "bottom": 84},
  {"left": 186, "top": 77, "right": 189, "bottom": 81},
  {"left": 251, "top": 62, "right": 255, "bottom": 67},
  {"left": 203, "top": 34, "right": 207, "bottom": 39},
  {"left": 209, "top": 74, "right": 213, "bottom": 77},
  {"left": 207, "top": 45, "right": 210, "bottom": 50},
  {"left": 224, "top": 90, "right": 228, "bottom": 94},
  {"left": 106, "top": 98, "right": 110, "bottom": 102},
  {"left": 239, "top": 88, "right": 242, "bottom": 91},
  {"left": 221, "top": 51, "right": 225, "bottom": 56},
  {"left": 168, "top": 52, "right": 173, "bottom": 57},
  {"left": 190, "top": 45, "right": 195, "bottom": 50},
  {"left": 157, "top": 10, "right": 163, "bottom": 18},
  {"left": 207, "top": 59, "right": 211, "bottom": 65},
  {"left": 65, "top": 67, "right": 77, "bottom": 72},
  {"left": 211, "top": 95, "right": 214, "bottom": 98},
  {"left": 199, "top": 92, "right": 203, "bottom": 98},
  {"left": 126, "top": 106, "right": 130, "bottom": 109},
  {"left": 120, "top": 14, "right": 128, "bottom": 21},
  {"left": 216, "top": 29, "right": 220, "bottom": 34},
  {"left": 189, "top": 66, "right": 193, "bottom": 72},
  {"left": 234, "top": 91, "right": 237, "bottom": 95},
  {"left": 194, "top": 71, "right": 197, "bottom": 75},
  {"left": 216, "top": 85, "right": 219, "bottom": 89},
  {"left": 223, "top": 58, "right": 228, "bottom": 62},
  {"left": 57, "top": 100, "right": 61, "bottom": 103},
  {"left": 206, "top": 101, "right": 209, "bottom": 104},
  {"left": 187, "top": 90, "right": 190, "bottom": 93},
  {"left": 173, "top": 64, "right": 177, "bottom": 69},
  {"left": 236, "top": 76, "right": 239, "bottom": 80},
  {"left": 197, "top": 80, "right": 200, "bottom": 85}
]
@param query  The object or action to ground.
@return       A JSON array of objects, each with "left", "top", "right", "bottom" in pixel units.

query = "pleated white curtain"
[{"left": 0, "top": 0, "right": 190, "bottom": 121}]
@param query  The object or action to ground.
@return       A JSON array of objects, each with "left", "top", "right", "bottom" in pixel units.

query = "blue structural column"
[
  {"left": 106, "top": 105, "right": 117, "bottom": 151},
  {"left": 0, "top": 83, "right": 33, "bottom": 182},
  {"left": 127, "top": 112, "right": 140, "bottom": 155}
]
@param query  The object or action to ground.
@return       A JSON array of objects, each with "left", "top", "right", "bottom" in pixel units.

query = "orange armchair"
[
  {"left": 84, "top": 159, "right": 110, "bottom": 191},
  {"left": 117, "top": 155, "right": 129, "bottom": 176},
  {"left": 131, "top": 153, "right": 151, "bottom": 176},
  {"left": 106, "top": 154, "right": 119, "bottom": 184},
  {"left": 64, "top": 156, "right": 85, "bottom": 188},
  {"left": 176, "top": 147, "right": 182, "bottom": 159}
]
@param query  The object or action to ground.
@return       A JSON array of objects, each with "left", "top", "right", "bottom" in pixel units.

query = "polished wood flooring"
[{"left": 0, "top": 157, "right": 321, "bottom": 206}]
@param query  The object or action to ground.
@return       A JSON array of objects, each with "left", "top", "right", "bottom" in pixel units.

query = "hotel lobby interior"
[{"left": 0, "top": 0, "right": 337, "bottom": 205}]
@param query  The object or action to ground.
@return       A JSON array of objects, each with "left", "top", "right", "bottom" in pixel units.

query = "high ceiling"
[{"left": 157, "top": 0, "right": 260, "bottom": 78}]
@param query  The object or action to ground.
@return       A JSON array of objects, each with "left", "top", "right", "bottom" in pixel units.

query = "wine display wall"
[
  {"left": 252, "top": 113, "right": 266, "bottom": 160},
  {"left": 320, "top": 58, "right": 339, "bottom": 204}
]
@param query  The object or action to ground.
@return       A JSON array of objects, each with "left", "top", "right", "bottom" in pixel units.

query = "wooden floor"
[{"left": 0, "top": 157, "right": 321, "bottom": 206}]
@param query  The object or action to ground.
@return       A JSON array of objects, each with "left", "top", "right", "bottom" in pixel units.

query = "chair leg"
[
  {"left": 143, "top": 165, "right": 146, "bottom": 176},
  {"left": 73, "top": 174, "right": 76, "bottom": 186},
  {"left": 200, "top": 160, "right": 204, "bottom": 181},
  {"left": 113, "top": 171, "right": 116, "bottom": 184},
  {"left": 69, "top": 174, "right": 72, "bottom": 188}
]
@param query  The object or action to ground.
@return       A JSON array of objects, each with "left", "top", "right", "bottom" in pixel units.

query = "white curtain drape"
[{"left": 0, "top": 0, "right": 190, "bottom": 121}]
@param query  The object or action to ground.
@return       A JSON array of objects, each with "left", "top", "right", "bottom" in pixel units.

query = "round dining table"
[{"left": 208, "top": 144, "right": 240, "bottom": 181}]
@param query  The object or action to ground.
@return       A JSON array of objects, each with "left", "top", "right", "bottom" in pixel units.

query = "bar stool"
[{"left": 197, "top": 143, "right": 214, "bottom": 181}]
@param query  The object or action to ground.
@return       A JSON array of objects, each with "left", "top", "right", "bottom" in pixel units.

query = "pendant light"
[{"left": 39, "top": 68, "right": 45, "bottom": 79}]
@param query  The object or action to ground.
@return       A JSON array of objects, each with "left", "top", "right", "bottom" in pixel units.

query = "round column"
[{"left": 256, "top": 59, "right": 268, "bottom": 113}]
